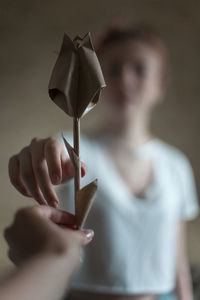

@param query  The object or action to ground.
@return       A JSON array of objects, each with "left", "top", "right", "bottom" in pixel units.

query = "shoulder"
[
  {"left": 154, "top": 140, "right": 198, "bottom": 207},
  {"left": 152, "top": 139, "right": 195, "bottom": 183},
  {"left": 153, "top": 139, "right": 191, "bottom": 168}
]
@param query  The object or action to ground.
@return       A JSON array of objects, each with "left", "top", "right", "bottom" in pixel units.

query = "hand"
[
  {"left": 4, "top": 206, "right": 94, "bottom": 268},
  {"left": 8, "top": 137, "right": 86, "bottom": 207}
]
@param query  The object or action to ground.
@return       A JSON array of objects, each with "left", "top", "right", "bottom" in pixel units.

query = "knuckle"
[
  {"left": 28, "top": 205, "right": 43, "bottom": 216},
  {"left": 46, "top": 136, "right": 56, "bottom": 144},
  {"left": 30, "top": 137, "right": 40, "bottom": 145},
  {"left": 18, "top": 206, "right": 41, "bottom": 219},
  {"left": 15, "top": 207, "right": 29, "bottom": 222},
  {"left": 32, "top": 204, "right": 44, "bottom": 213},
  {"left": 45, "top": 137, "right": 60, "bottom": 151},
  {"left": 30, "top": 137, "right": 44, "bottom": 152}
]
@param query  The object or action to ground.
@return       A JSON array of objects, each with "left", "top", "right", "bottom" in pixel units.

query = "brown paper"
[
  {"left": 76, "top": 180, "right": 98, "bottom": 228},
  {"left": 62, "top": 134, "right": 80, "bottom": 170},
  {"left": 48, "top": 33, "right": 106, "bottom": 118},
  {"left": 63, "top": 134, "right": 98, "bottom": 228},
  {"left": 48, "top": 33, "right": 105, "bottom": 228}
]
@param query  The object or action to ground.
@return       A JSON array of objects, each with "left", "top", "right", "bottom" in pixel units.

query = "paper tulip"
[{"left": 48, "top": 33, "right": 106, "bottom": 228}]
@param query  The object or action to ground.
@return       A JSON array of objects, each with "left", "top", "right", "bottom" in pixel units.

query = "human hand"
[
  {"left": 8, "top": 137, "right": 86, "bottom": 207},
  {"left": 4, "top": 206, "right": 94, "bottom": 267}
]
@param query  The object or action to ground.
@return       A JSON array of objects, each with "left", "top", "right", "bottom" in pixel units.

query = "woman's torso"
[{"left": 59, "top": 134, "right": 197, "bottom": 297}]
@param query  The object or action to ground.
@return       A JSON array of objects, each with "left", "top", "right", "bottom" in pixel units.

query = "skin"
[
  {"left": 1, "top": 206, "right": 94, "bottom": 300},
  {"left": 100, "top": 40, "right": 163, "bottom": 124},
  {"left": 8, "top": 137, "right": 86, "bottom": 207},
  {"left": 8, "top": 40, "right": 193, "bottom": 300}
]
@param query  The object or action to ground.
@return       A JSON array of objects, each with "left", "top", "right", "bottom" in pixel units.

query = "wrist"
[{"left": 39, "top": 239, "right": 81, "bottom": 273}]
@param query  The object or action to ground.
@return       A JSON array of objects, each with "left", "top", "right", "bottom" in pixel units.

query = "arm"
[
  {"left": 1, "top": 206, "right": 94, "bottom": 300},
  {"left": 176, "top": 221, "right": 193, "bottom": 300},
  {"left": 0, "top": 251, "right": 77, "bottom": 300}
]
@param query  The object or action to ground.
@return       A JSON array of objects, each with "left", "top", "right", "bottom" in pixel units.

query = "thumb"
[{"left": 77, "top": 229, "right": 94, "bottom": 246}]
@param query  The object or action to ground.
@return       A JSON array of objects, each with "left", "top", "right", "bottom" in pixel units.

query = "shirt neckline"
[{"left": 97, "top": 138, "right": 160, "bottom": 201}]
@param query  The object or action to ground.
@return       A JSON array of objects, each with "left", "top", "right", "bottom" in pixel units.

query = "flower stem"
[{"left": 73, "top": 117, "right": 81, "bottom": 215}]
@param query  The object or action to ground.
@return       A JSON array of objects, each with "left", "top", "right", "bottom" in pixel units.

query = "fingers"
[
  {"left": 28, "top": 206, "right": 94, "bottom": 246},
  {"left": 4, "top": 206, "right": 94, "bottom": 267},
  {"left": 24, "top": 206, "right": 94, "bottom": 246},
  {"left": 8, "top": 136, "right": 87, "bottom": 206},
  {"left": 67, "top": 229, "right": 94, "bottom": 249},
  {"left": 8, "top": 155, "right": 32, "bottom": 197},
  {"left": 44, "top": 138, "right": 84, "bottom": 184},
  {"left": 19, "top": 147, "right": 47, "bottom": 205},
  {"left": 34, "top": 206, "right": 76, "bottom": 226},
  {"left": 30, "top": 138, "right": 59, "bottom": 207},
  {"left": 44, "top": 138, "right": 64, "bottom": 185},
  {"left": 79, "top": 229, "right": 94, "bottom": 246},
  {"left": 13, "top": 206, "right": 94, "bottom": 248}
]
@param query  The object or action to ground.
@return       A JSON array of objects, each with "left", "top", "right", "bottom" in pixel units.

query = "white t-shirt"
[{"left": 58, "top": 135, "right": 199, "bottom": 295}]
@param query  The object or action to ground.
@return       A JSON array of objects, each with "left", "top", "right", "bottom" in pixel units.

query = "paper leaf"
[
  {"left": 76, "top": 179, "right": 98, "bottom": 228},
  {"left": 48, "top": 33, "right": 106, "bottom": 118},
  {"left": 62, "top": 134, "right": 79, "bottom": 170}
]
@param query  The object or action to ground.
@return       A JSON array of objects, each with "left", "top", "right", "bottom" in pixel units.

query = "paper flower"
[
  {"left": 48, "top": 33, "right": 106, "bottom": 118},
  {"left": 48, "top": 33, "right": 106, "bottom": 228}
]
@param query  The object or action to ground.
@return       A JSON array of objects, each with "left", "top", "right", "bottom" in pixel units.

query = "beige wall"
[{"left": 1, "top": 0, "right": 200, "bottom": 276}]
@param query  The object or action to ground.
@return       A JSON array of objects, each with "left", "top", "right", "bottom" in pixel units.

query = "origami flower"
[
  {"left": 48, "top": 33, "right": 105, "bottom": 228},
  {"left": 48, "top": 33, "right": 106, "bottom": 118}
]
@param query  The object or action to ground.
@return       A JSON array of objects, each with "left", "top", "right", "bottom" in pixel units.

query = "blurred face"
[{"left": 99, "top": 40, "right": 164, "bottom": 121}]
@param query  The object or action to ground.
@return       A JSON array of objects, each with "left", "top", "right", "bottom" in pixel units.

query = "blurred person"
[
  {"left": 1, "top": 205, "right": 94, "bottom": 300},
  {"left": 8, "top": 24, "right": 199, "bottom": 300}
]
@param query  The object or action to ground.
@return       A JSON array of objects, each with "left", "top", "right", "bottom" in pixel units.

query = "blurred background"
[{"left": 0, "top": 0, "right": 200, "bottom": 278}]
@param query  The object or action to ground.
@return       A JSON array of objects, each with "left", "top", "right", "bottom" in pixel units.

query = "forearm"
[
  {"left": 176, "top": 265, "right": 193, "bottom": 300},
  {"left": 0, "top": 252, "right": 77, "bottom": 300},
  {"left": 176, "top": 221, "right": 193, "bottom": 300}
]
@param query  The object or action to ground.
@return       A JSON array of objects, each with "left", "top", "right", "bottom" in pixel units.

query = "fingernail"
[
  {"left": 53, "top": 174, "right": 60, "bottom": 184},
  {"left": 81, "top": 163, "right": 86, "bottom": 177},
  {"left": 82, "top": 229, "right": 94, "bottom": 240},
  {"left": 51, "top": 200, "right": 59, "bottom": 208}
]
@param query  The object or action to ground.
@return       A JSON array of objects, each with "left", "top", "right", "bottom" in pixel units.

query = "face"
[{"left": 99, "top": 40, "right": 164, "bottom": 121}]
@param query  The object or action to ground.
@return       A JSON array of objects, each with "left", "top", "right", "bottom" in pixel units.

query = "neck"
[{"left": 98, "top": 109, "right": 153, "bottom": 149}]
